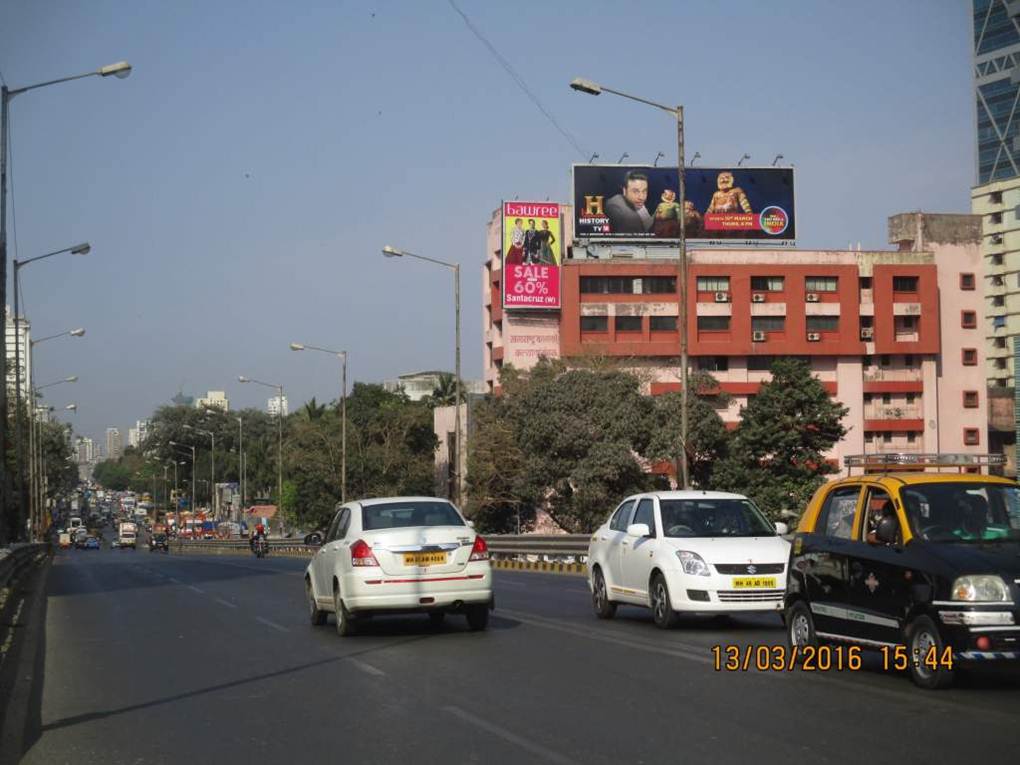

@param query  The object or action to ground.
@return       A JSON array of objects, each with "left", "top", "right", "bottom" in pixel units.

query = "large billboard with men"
[
  {"left": 572, "top": 165, "right": 796, "bottom": 244},
  {"left": 502, "top": 201, "right": 562, "bottom": 310}
]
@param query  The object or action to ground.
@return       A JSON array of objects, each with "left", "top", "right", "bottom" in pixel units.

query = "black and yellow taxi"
[{"left": 785, "top": 454, "right": 1020, "bottom": 689}]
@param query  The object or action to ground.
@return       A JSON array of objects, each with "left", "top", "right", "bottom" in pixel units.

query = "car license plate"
[
  {"left": 731, "top": 576, "right": 777, "bottom": 589},
  {"left": 403, "top": 552, "right": 447, "bottom": 567}
]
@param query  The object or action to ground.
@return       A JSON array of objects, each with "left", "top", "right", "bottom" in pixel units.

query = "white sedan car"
[
  {"left": 305, "top": 497, "right": 493, "bottom": 636},
  {"left": 587, "top": 491, "right": 791, "bottom": 628}
]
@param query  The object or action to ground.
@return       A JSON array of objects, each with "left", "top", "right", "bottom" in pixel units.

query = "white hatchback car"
[
  {"left": 587, "top": 491, "right": 791, "bottom": 628},
  {"left": 305, "top": 497, "right": 493, "bottom": 635}
]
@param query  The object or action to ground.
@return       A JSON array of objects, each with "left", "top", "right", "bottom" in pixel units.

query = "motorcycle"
[{"left": 252, "top": 537, "right": 269, "bottom": 558}]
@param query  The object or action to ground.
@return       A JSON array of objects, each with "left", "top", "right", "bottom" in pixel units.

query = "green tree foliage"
[
  {"left": 497, "top": 359, "right": 655, "bottom": 532},
  {"left": 645, "top": 372, "right": 731, "bottom": 488},
  {"left": 464, "top": 396, "right": 535, "bottom": 534},
  {"left": 713, "top": 357, "right": 848, "bottom": 520},
  {"left": 427, "top": 373, "right": 458, "bottom": 407}
]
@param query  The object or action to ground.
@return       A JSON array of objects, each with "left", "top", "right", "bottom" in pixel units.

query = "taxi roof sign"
[{"left": 844, "top": 453, "right": 1006, "bottom": 474}]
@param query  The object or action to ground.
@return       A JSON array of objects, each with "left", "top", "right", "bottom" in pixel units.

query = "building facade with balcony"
[{"left": 482, "top": 209, "right": 990, "bottom": 475}]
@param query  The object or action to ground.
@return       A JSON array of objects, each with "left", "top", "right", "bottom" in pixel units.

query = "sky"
[{"left": 1, "top": 0, "right": 975, "bottom": 446}]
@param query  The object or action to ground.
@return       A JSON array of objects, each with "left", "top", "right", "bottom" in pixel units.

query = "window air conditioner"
[
  {"left": 807, "top": 332, "right": 821, "bottom": 342},
  {"left": 714, "top": 291, "right": 730, "bottom": 303},
  {"left": 752, "top": 293, "right": 766, "bottom": 303},
  {"left": 752, "top": 331, "right": 766, "bottom": 342},
  {"left": 806, "top": 292, "right": 821, "bottom": 302},
  {"left": 860, "top": 327, "right": 874, "bottom": 340}
]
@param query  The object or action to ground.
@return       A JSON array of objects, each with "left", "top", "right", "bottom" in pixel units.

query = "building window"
[
  {"left": 698, "top": 356, "right": 729, "bottom": 372},
  {"left": 882, "top": 393, "right": 892, "bottom": 405},
  {"left": 696, "top": 276, "right": 730, "bottom": 292},
  {"left": 863, "top": 393, "right": 873, "bottom": 403},
  {"left": 990, "top": 191, "right": 1003, "bottom": 204},
  {"left": 992, "top": 275, "right": 1005, "bottom": 286},
  {"left": 882, "top": 433, "right": 892, "bottom": 444},
  {"left": 964, "top": 428, "right": 980, "bottom": 446},
  {"left": 963, "top": 390, "right": 979, "bottom": 408},
  {"left": 907, "top": 433, "right": 916, "bottom": 444},
  {"left": 960, "top": 273, "right": 975, "bottom": 290},
  {"left": 893, "top": 276, "right": 919, "bottom": 292},
  {"left": 615, "top": 316, "right": 642, "bottom": 332},
  {"left": 994, "top": 357, "right": 1007, "bottom": 369},
  {"left": 991, "top": 212, "right": 1003, "bottom": 224},
  {"left": 751, "top": 276, "right": 784, "bottom": 291},
  {"left": 1016, "top": 272, "right": 1020, "bottom": 288},
  {"left": 995, "top": 337, "right": 1007, "bottom": 348},
  {"left": 580, "top": 316, "right": 608, "bottom": 332},
  {"left": 806, "top": 316, "right": 839, "bottom": 331},
  {"left": 862, "top": 355, "right": 872, "bottom": 367},
  {"left": 993, "top": 295, "right": 1005, "bottom": 307},
  {"left": 906, "top": 393, "right": 916, "bottom": 405},
  {"left": 864, "top": 432, "right": 874, "bottom": 443},
  {"left": 697, "top": 316, "right": 731, "bottom": 331},
  {"left": 748, "top": 356, "right": 773, "bottom": 371},
  {"left": 962, "top": 348, "right": 978, "bottom": 365},
  {"left": 751, "top": 316, "right": 786, "bottom": 332},
  {"left": 994, "top": 316, "right": 1007, "bottom": 329},
  {"left": 649, "top": 316, "right": 677, "bottom": 331},
  {"left": 643, "top": 277, "right": 677, "bottom": 294},
  {"left": 805, "top": 276, "right": 838, "bottom": 292},
  {"left": 880, "top": 355, "right": 891, "bottom": 367},
  {"left": 961, "top": 310, "right": 977, "bottom": 328},
  {"left": 859, "top": 276, "right": 873, "bottom": 290},
  {"left": 992, "top": 254, "right": 1004, "bottom": 265}
]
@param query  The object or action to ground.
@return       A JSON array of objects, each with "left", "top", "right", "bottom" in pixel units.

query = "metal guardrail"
[{"left": 171, "top": 534, "right": 593, "bottom": 563}]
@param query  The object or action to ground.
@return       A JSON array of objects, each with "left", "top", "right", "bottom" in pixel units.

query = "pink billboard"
[{"left": 502, "top": 201, "right": 562, "bottom": 310}]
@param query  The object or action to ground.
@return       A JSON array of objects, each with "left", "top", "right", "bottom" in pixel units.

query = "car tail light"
[
  {"left": 469, "top": 535, "right": 489, "bottom": 562},
  {"left": 350, "top": 539, "right": 379, "bottom": 567}
]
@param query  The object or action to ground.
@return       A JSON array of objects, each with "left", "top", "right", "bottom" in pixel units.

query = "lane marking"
[
  {"left": 255, "top": 616, "right": 289, "bottom": 633},
  {"left": 498, "top": 608, "right": 714, "bottom": 666},
  {"left": 168, "top": 577, "right": 181, "bottom": 584},
  {"left": 187, "top": 585, "right": 205, "bottom": 595},
  {"left": 214, "top": 598, "right": 238, "bottom": 610},
  {"left": 443, "top": 705, "right": 578, "bottom": 765},
  {"left": 348, "top": 658, "right": 386, "bottom": 677}
]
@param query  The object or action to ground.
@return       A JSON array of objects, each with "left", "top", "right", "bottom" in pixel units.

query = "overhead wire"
[{"left": 447, "top": 0, "right": 588, "bottom": 160}]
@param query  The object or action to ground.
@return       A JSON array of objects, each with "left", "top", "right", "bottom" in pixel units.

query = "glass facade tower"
[{"left": 975, "top": 0, "right": 1020, "bottom": 183}]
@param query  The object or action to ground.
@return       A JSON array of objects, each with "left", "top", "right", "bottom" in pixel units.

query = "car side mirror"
[
  {"left": 626, "top": 523, "right": 651, "bottom": 538},
  {"left": 466, "top": 520, "right": 475, "bottom": 529},
  {"left": 876, "top": 516, "right": 899, "bottom": 545},
  {"left": 774, "top": 522, "right": 789, "bottom": 535}
]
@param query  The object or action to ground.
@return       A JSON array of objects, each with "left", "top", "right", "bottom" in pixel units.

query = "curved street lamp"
[
  {"left": 238, "top": 375, "right": 285, "bottom": 533},
  {"left": 1, "top": 59, "right": 130, "bottom": 543}
]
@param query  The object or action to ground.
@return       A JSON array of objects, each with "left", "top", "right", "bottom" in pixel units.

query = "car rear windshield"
[
  {"left": 361, "top": 501, "right": 465, "bottom": 531},
  {"left": 659, "top": 498, "right": 775, "bottom": 538},
  {"left": 900, "top": 482, "right": 1020, "bottom": 543}
]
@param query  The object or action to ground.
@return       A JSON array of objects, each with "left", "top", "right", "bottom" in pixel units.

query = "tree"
[
  {"left": 645, "top": 372, "right": 731, "bottom": 488},
  {"left": 301, "top": 398, "right": 327, "bottom": 421},
  {"left": 464, "top": 396, "right": 535, "bottom": 534},
  {"left": 714, "top": 358, "right": 848, "bottom": 520},
  {"left": 500, "top": 358, "right": 655, "bottom": 532},
  {"left": 428, "top": 373, "right": 458, "bottom": 407}
]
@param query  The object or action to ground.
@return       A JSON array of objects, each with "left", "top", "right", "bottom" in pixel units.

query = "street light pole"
[
  {"left": 236, "top": 415, "right": 244, "bottom": 519},
  {"left": 12, "top": 244, "right": 90, "bottom": 525},
  {"left": 0, "top": 61, "right": 130, "bottom": 543},
  {"left": 290, "top": 343, "right": 348, "bottom": 503},
  {"left": 381, "top": 246, "right": 463, "bottom": 504},
  {"left": 569, "top": 78, "right": 690, "bottom": 488},
  {"left": 184, "top": 425, "right": 216, "bottom": 517},
  {"left": 239, "top": 376, "right": 286, "bottom": 534}
]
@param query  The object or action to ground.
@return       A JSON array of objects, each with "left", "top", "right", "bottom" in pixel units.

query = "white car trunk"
[{"left": 364, "top": 525, "right": 476, "bottom": 576}]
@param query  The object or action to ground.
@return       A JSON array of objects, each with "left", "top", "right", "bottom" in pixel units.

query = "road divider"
[{"left": 170, "top": 535, "right": 592, "bottom": 577}]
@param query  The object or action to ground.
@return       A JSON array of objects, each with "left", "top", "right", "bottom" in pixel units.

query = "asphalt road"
[{"left": 18, "top": 537, "right": 1020, "bottom": 765}]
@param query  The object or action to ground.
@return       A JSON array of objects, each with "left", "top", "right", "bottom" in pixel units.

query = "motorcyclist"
[{"left": 251, "top": 522, "right": 267, "bottom": 555}]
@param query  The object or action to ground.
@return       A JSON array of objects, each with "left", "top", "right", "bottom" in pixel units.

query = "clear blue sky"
[{"left": 1, "top": 0, "right": 974, "bottom": 445}]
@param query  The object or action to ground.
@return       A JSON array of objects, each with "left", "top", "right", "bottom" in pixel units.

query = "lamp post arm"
[
  {"left": 399, "top": 250, "right": 458, "bottom": 270},
  {"left": 5, "top": 70, "right": 100, "bottom": 98},
  {"left": 598, "top": 85, "right": 678, "bottom": 116},
  {"left": 14, "top": 244, "right": 85, "bottom": 269}
]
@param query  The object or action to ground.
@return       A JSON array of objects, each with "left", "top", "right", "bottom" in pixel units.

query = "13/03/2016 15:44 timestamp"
[{"left": 711, "top": 644, "right": 955, "bottom": 672}]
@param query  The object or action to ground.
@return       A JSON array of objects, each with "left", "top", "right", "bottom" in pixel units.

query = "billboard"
[
  {"left": 573, "top": 165, "right": 796, "bottom": 244},
  {"left": 502, "top": 201, "right": 562, "bottom": 309}
]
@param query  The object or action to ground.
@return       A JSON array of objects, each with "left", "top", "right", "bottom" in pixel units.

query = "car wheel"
[
  {"left": 465, "top": 604, "right": 489, "bottom": 631},
  {"left": 307, "top": 579, "right": 327, "bottom": 626},
  {"left": 650, "top": 573, "right": 679, "bottom": 629},
  {"left": 906, "top": 615, "right": 955, "bottom": 690},
  {"left": 785, "top": 600, "right": 818, "bottom": 659},
  {"left": 591, "top": 567, "right": 617, "bottom": 620},
  {"left": 333, "top": 588, "right": 357, "bottom": 637},
  {"left": 428, "top": 611, "right": 446, "bottom": 628}
]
